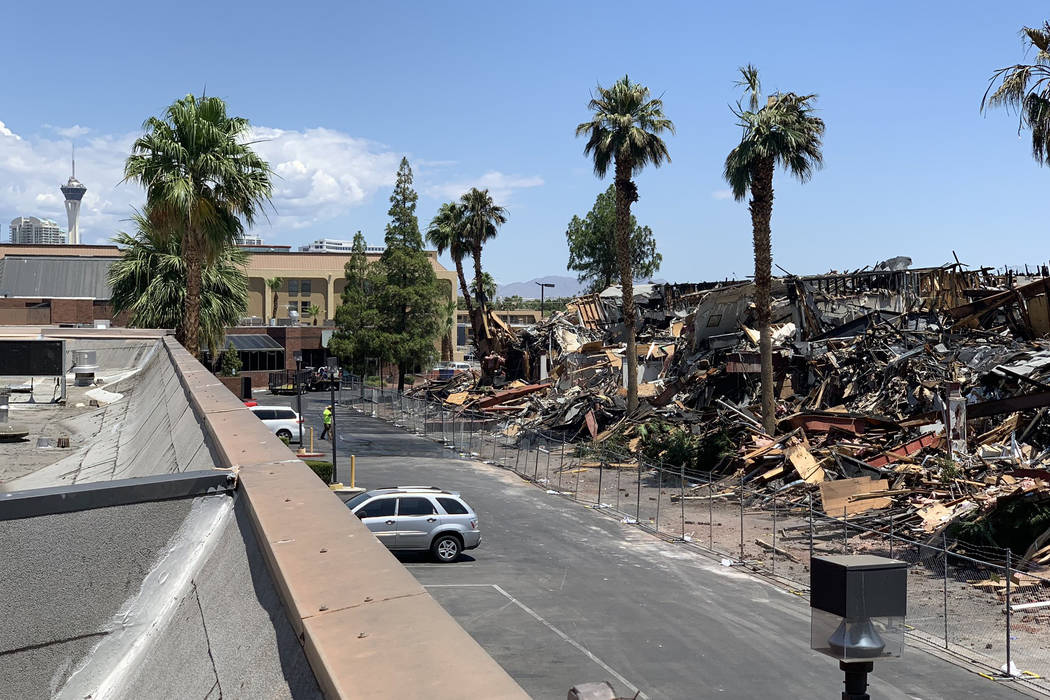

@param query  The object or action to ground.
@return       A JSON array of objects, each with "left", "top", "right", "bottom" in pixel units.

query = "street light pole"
[
  {"left": 327, "top": 356, "right": 338, "bottom": 485},
  {"left": 293, "top": 351, "right": 303, "bottom": 447},
  {"left": 535, "top": 282, "right": 555, "bottom": 319}
]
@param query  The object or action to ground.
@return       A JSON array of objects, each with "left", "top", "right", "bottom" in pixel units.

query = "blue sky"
[{"left": 2, "top": 1, "right": 1047, "bottom": 286}]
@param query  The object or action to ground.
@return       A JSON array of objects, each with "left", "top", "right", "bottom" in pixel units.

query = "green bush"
[
  {"left": 219, "top": 340, "right": 242, "bottom": 376},
  {"left": 304, "top": 459, "right": 333, "bottom": 483}
]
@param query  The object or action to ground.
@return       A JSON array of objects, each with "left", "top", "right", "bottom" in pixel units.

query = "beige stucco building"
[
  {"left": 242, "top": 250, "right": 457, "bottom": 323},
  {"left": 0, "top": 244, "right": 457, "bottom": 326}
]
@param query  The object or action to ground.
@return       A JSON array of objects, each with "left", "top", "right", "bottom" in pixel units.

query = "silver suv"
[{"left": 346, "top": 486, "right": 481, "bottom": 562}]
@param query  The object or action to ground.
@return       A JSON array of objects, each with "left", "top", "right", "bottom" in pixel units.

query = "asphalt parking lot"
[{"left": 259, "top": 390, "right": 1033, "bottom": 699}]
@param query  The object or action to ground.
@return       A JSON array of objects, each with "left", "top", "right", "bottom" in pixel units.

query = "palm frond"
[{"left": 723, "top": 67, "right": 825, "bottom": 198}]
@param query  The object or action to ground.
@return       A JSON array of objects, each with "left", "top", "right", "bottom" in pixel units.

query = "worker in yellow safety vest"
[{"left": 321, "top": 405, "right": 332, "bottom": 440}]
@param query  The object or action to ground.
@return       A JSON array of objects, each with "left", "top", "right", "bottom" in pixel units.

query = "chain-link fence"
[{"left": 337, "top": 380, "right": 1050, "bottom": 689}]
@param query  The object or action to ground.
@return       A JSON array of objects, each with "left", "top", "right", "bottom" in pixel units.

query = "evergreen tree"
[
  {"left": 219, "top": 340, "right": 242, "bottom": 376},
  {"left": 376, "top": 158, "right": 444, "bottom": 390},
  {"left": 566, "top": 185, "right": 662, "bottom": 294},
  {"left": 330, "top": 233, "right": 384, "bottom": 376}
]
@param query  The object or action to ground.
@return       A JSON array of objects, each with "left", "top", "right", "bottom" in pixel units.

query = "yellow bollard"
[
  {"left": 309, "top": 427, "right": 314, "bottom": 453},
  {"left": 350, "top": 455, "right": 356, "bottom": 488}
]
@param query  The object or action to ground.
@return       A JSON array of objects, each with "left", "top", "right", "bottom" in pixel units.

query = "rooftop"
[{"left": 0, "top": 327, "right": 523, "bottom": 699}]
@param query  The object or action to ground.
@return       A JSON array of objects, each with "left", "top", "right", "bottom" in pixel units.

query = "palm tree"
[
  {"left": 439, "top": 299, "right": 456, "bottom": 362},
  {"left": 459, "top": 188, "right": 507, "bottom": 362},
  {"left": 426, "top": 202, "right": 474, "bottom": 317},
  {"left": 576, "top": 75, "right": 674, "bottom": 412},
  {"left": 109, "top": 211, "right": 249, "bottom": 356},
  {"left": 724, "top": 65, "right": 825, "bottom": 433},
  {"left": 471, "top": 272, "right": 498, "bottom": 305},
  {"left": 982, "top": 22, "right": 1050, "bottom": 165},
  {"left": 308, "top": 304, "right": 321, "bottom": 326},
  {"left": 266, "top": 277, "right": 283, "bottom": 321},
  {"left": 124, "top": 94, "right": 273, "bottom": 358}
]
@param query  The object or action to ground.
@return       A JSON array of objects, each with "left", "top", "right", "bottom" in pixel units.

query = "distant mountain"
[{"left": 497, "top": 275, "right": 584, "bottom": 299}]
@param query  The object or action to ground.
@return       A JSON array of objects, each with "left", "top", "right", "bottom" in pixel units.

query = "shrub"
[
  {"left": 219, "top": 340, "right": 242, "bottom": 376},
  {"left": 304, "top": 459, "right": 333, "bottom": 483}
]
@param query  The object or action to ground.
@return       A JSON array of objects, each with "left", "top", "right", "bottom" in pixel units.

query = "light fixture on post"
[
  {"left": 293, "top": 351, "right": 304, "bottom": 447},
  {"left": 811, "top": 555, "right": 907, "bottom": 700}
]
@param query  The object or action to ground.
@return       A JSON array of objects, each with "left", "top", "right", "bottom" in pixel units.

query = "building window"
[
  {"left": 301, "top": 279, "right": 312, "bottom": 295},
  {"left": 240, "top": 350, "right": 285, "bottom": 372},
  {"left": 301, "top": 301, "right": 311, "bottom": 315},
  {"left": 288, "top": 279, "right": 300, "bottom": 296}
]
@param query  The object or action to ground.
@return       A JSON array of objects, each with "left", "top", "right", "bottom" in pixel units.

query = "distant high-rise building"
[
  {"left": 60, "top": 148, "right": 87, "bottom": 245},
  {"left": 235, "top": 233, "right": 264, "bottom": 246},
  {"left": 9, "top": 216, "right": 67, "bottom": 245},
  {"left": 299, "top": 237, "right": 385, "bottom": 254}
]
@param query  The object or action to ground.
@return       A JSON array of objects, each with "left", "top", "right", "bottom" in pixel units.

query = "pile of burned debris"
[{"left": 411, "top": 260, "right": 1050, "bottom": 567}]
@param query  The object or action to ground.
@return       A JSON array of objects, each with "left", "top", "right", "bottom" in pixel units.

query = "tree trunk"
[
  {"left": 455, "top": 260, "right": 474, "bottom": 316},
  {"left": 614, "top": 158, "right": 639, "bottom": 413},
  {"left": 183, "top": 231, "right": 203, "bottom": 358},
  {"left": 398, "top": 365, "right": 405, "bottom": 392},
  {"left": 749, "top": 158, "right": 776, "bottom": 434},
  {"left": 472, "top": 246, "right": 493, "bottom": 377},
  {"left": 441, "top": 333, "right": 452, "bottom": 362}
]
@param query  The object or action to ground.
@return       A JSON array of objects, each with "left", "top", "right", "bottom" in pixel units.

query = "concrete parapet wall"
[{"left": 161, "top": 337, "right": 526, "bottom": 699}]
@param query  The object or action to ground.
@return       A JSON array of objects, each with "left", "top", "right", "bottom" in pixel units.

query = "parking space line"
[
  {"left": 425, "top": 583, "right": 647, "bottom": 699},
  {"left": 405, "top": 564, "right": 475, "bottom": 568}
]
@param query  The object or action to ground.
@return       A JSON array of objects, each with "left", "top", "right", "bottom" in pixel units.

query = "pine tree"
[
  {"left": 330, "top": 233, "right": 384, "bottom": 376},
  {"left": 375, "top": 159, "right": 445, "bottom": 390}
]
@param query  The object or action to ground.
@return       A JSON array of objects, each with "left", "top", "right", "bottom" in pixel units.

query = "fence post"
[
  {"left": 616, "top": 460, "right": 622, "bottom": 513},
  {"left": 889, "top": 515, "right": 894, "bottom": 558},
  {"left": 942, "top": 531, "right": 949, "bottom": 649},
  {"left": 1006, "top": 548, "right": 1013, "bottom": 677},
  {"left": 560, "top": 440, "right": 566, "bottom": 475},
  {"left": 739, "top": 472, "right": 745, "bottom": 561},
  {"left": 708, "top": 469, "right": 713, "bottom": 551},
  {"left": 636, "top": 460, "right": 642, "bottom": 523},
  {"left": 423, "top": 399, "right": 428, "bottom": 436},
  {"left": 772, "top": 491, "right": 778, "bottom": 577},
  {"left": 843, "top": 507, "right": 848, "bottom": 554},
  {"left": 808, "top": 492, "right": 814, "bottom": 561},
  {"left": 680, "top": 464, "right": 686, "bottom": 541},
  {"left": 575, "top": 459, "right": 582, "bottom": 502},
  {"left": 545, "top": 440, "right": 552, "bottom": 484},
  {"left": 655, "top": 466, "right": 663, "bottom": 531},
  {"left": 597, "top": 453, "right": 604, "bottom": 507}
]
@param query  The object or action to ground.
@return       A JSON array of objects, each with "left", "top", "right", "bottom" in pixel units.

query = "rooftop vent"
[{"left": 72, "top": 350, "right": 99, "bottom": 387}]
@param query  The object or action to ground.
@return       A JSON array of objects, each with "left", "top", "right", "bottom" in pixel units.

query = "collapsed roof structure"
[{"left": 413, "top": 259, "right": 1050, "bottom": 569}]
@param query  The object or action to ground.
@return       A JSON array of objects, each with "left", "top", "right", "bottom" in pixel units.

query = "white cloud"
[
  {"left": 711, "top": 189, "right": 733, "bottom": 200},
  {"left": 0, "top": 120, "right": 406, "bottom": 241},
  {"left": 425, "top": 170, "right": 544, "bottom": 203},
  {"left": 54, "top": 125, "right": 92, "bottom": 138},
  {"left": 248, "top": 126, "right": 401, "bottom": 229}
]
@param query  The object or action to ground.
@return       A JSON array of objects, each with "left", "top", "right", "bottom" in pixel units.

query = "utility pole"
[{"left": 535, "top": 281, "right": 555, "bottom": 318}]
